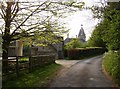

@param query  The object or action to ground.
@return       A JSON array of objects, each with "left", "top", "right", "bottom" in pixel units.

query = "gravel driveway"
[{"left": 49, "top": 55, "right": 116, "bottom": 87}]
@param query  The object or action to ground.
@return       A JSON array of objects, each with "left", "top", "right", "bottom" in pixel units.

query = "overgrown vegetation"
[
  {"left": 87, "top": 25, "right": 106, "bottom": 48},
  {"left": 103, "top": 51, "right": 120, "bottom": 85},
  {"left": 64, "top": 37, "right": 107, "bottom": 60},
  {"left": 64, "top": 39, "right": 87, "bottom": 50},
  {"left": 3, "top": 63, "right": 61, "bottom": 88},
  {"left": 89, "top": 2, "right": 120, "bottom": 86},
  {"left": 88, "top": 2, "right": 120, "bottom": 50}
]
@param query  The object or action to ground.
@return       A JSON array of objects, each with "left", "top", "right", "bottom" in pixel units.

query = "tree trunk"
[
  {"left": 2, "top": 37, "right": 10, "bottom": 73},
  {"left": 2, "top": 38, "right": 10, "bottom": 72},
  {"left": 2, "top": 2, "right": 13, "bottom": 73}
]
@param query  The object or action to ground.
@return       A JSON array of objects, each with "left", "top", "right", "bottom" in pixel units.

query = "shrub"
[
  {"left": 64, "top": 38, "right": 87, "bottom": 50},
  {"left": 103, "top": 50, "right": 120, "bottom": 85},
  {"left": 67, "top": 47, "right": 106, "bottom": 60}
]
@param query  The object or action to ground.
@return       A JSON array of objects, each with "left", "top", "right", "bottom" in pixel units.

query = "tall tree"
[
  {"left": 89, "top": 2, "right": 120, "bottom": 50},
  {"left": 88, "top": 23, "right": 106, "bottom": 48},
  {"left": 102, "top": 2, "right": 120, "bottom": 50}
]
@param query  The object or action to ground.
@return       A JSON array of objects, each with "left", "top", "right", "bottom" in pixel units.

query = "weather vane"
[{"left": 81, "top": 24, "right": 83, "bottom": 27}]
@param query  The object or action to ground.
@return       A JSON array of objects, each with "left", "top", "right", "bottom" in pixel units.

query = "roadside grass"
[
  {"left": 3, "top": 63, "right": 61, "bottom": 88},
  {"left": 103, "top": 50, "right": 120, "bottom": 86}
]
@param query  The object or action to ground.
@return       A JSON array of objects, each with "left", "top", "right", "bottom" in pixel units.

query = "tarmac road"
[{"left": 49, "top": 55, "right": 115, "bottom": 87}]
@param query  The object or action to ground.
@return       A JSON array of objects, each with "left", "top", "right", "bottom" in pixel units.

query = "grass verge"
[
  {"left": 3, "top": 63, "right": 61, "bottom": 88},
  {"left": 103, "top": 50, "right": 120, "bottom": 86}
]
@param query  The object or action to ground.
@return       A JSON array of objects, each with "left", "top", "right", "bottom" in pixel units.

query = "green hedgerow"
[{"left": 103, "top": 50, "right": 120, "bottom": 85}]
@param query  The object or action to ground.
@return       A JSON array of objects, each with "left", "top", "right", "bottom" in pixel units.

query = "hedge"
[
  {"left": 64, "top": 47, "right": 107, "bottom": 60},
  {"left": 103, "top": 50, "right": 120, "bottom": 85}
]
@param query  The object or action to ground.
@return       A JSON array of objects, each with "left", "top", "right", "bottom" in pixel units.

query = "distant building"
[
  {"left": 64, "top": 37, "right": 73, "bottom": 45},
  {"left": 78, "top": 24, "right": 86, "bottom": 42},
  {"left": 64, "top": 24, "right": 86, "bottom": 44}
]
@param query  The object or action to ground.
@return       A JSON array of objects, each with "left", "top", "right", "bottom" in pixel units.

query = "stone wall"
[
  {"left": 53, "top": 42, "right": 64, "bottom": 59},
  {"left": 29, "top": 55, "right": 55, "bottom": 70},
  {"left": 31, "top": 46, "right": 58, "bottom": 59},
  {"left": 30, "top": 47, "right": 38, "bottom": 56},
  {"left": 29, "top": 46, "right": 56, "bottom": 70}
]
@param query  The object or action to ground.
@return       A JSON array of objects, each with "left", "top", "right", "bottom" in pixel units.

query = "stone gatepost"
[{"left": 16, "top": 40, "right": 23, "bottom": 56}]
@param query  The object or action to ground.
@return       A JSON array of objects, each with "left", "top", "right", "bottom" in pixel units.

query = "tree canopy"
[
  {"left": 0, "top": 0, "right": 85, "bottom": 69},
  {"left": 87, "top": 23, "right": 106, "bottom": 48},
  {"left": 88, "top": 2, "right": 120, "bottom": 50}
]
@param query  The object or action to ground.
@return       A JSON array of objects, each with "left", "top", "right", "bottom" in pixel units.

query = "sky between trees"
[
  {"left": 63, "top": 0, "right": 107, "bottom": 40},
  {"left": 0, "top": 0, "right": 106, "bottom": 41}
]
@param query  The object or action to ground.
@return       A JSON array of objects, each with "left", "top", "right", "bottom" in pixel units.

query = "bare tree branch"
[
  {"left": 11, "top": 2, "right": 19, "bottom": 21},
  {"left": 11, "top": 1, "right": 48, "bottom": 36},
  {"left": 0, "top": 3, "right": 6, "bottom": 19}
]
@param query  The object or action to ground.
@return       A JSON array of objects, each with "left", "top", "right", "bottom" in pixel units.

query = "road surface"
[{"left": 49, "top": 55, "right": 115, "bottom": 87}]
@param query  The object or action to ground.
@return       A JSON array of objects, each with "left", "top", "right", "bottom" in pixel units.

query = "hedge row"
[
  {"left": 64, "top": 47, "right": 107, "bottom": 60},
  {"left": 103, "top": 50, "right": 120, "bottom": 85}
]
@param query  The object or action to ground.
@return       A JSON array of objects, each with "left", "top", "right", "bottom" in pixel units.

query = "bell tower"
[{"left": 78, "top": 24, "right": 86, "bottom": 42}]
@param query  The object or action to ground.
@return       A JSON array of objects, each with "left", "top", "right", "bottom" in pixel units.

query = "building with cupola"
[
  {"left": 64, "top": 24, "right": 86, "bottom": 44},
  {"left": 78, "top": 24, "right": 86, "bottom": 42}
]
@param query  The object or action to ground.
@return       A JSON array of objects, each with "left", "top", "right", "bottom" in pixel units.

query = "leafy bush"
[
  {"left": 64, "top": 38, "right": 88, "bottom": 58},
  {"left": 103, "top": 50, "right": 120, "bottom": 85},
  {"left": 67, "top": 47, "right": 106, "bottom": 60},
  {"left": 64, "top": 38, "right": 87, "bottom": 50}
]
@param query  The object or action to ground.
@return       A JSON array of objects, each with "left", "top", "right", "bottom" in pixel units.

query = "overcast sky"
[
  {"left": 63, "top": 0, "right": 104, "bottom": 40},
  {"left": 0, "top": 0, "right": 105, "bottom": 41}
]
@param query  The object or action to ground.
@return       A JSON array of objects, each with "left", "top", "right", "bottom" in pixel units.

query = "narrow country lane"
[{"left": 49, "top": 55, "right": 115, "bottom": 87}]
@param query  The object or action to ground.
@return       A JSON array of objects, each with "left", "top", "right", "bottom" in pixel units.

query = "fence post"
[
  {"left": 29, "top": 47, "right": 32, "bottom": 72},
  {"left": 29, "top": 56, "right": 32, "bottom": 72},
  {"left": 16, "top": 56, "right": 19, "bottom": 77}
]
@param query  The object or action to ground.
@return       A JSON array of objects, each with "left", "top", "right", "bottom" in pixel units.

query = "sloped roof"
[
  {"left": 78, "top": 27, "right": 85, "bottom": 37},
  {"left": 64, "top": 38, "right": 73, "bottom": 45}
]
